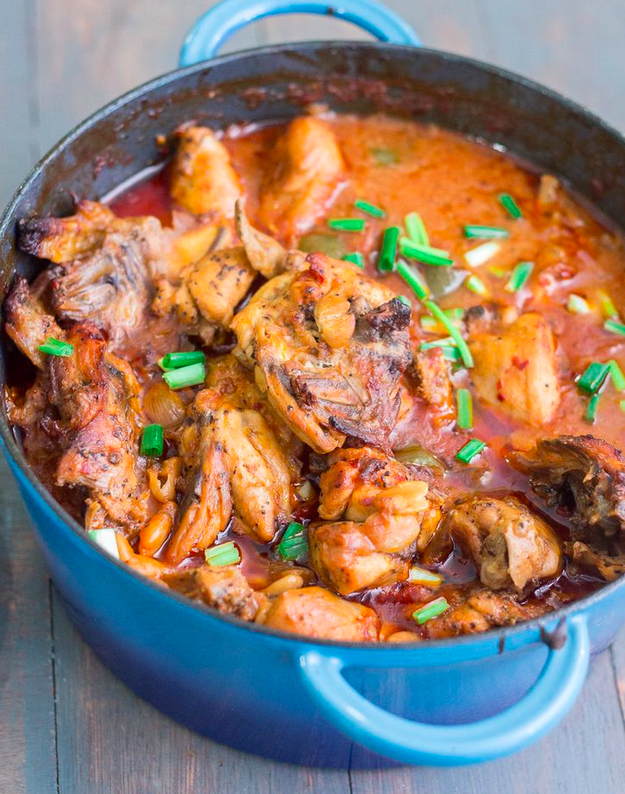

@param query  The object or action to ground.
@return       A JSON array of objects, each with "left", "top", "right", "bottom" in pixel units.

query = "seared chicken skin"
[
  {"left": 232, "top": 250, "right": 412, "bottom": 453},
  {"left": 258, "top": 117, "right": 345, "bottom": 244}
]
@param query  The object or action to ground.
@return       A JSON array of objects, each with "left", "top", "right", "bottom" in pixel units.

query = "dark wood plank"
[
  {"left": 50, "top": 589, "right": 349, "bottom": 794},
  {"left": 350, "top": 644, "right": 625, "bottom": 794},
  {"left": 0, "top": 458, "right": 58, "bottom": 794}
]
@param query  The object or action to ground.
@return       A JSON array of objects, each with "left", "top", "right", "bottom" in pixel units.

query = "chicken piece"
[
  {"left": 512, "top": 435, "right": 625, "bottom": 543},
  {"left": 469, "top": 312, "right": 560, "bottom": 425},
  {"left": 163, "top": 566, "right": 258, "bottom": 620},
  {"left": 235, "top": 199, "right": 287, "bottom": 278},
  {"left": 18, "top": 200, "right": 116, "bottom": 263},
  {"left": 565, "top": 541, "right": 625, "bottom": 582},
  {"left": 258, "top": 586, "right": 379, "bottom": 641},
  {"left": 413, "top": 347, "right": 453, "bottom": 411},
  {"left": 4, "top": 276, "right": 63, "bottom": 369},
  {"left": 231, "top": 251, "right": 412, "bottom": 453},
  {"left": 186, "top": 246, "right": 255, "bottom": 326},
  {"left": 170, "top": 126, "right": 242, "bottom": 217},
  {"left": 442, "top": 496, "right": 562, "bottom": 592},
  {"left": 258, "top": 117, "right": 345, "bottom": 244}
]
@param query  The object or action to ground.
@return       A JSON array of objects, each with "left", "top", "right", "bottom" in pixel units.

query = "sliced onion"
[
  {"left": 394, "top": 444, "right": 445, "bottom": 474},
  {"left": 144, "top": 381, "right": 186, "bottom": 428}
]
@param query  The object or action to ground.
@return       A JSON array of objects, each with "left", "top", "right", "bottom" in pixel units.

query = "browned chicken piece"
[
  {"left": 442, "top": 496, "right": 562, "bottom": 592},
  {"left": 565, "top": 541, "right": 625, "bottom": 582},
  {"left": 258, "top": 586, "right": 379, "bottom": 641},
  {"left": 235, "top": 199, "right": 287, "bottom": 278},
  {"left": 511, "top": 435, "right": 625, "bottom": 543},
  {"left": 170, "top": 126, "right": 243, "bottom": 217},
  {"left": 18, "top": 200, "right": 116, "bottom": 263},
  {"left": 186, "top": 247, "right": 255, "bottom": 326},
  {"left": 163, "top": 565, "right": 258, "bottom": 621},
  {"left": 413, "top": 347, "right": 453, "bottom": 412},
  {"left": 257, "top": 117, "right": 345, "bottom": 244},
  {"left": 231, "top": 252, "right": 412, "bottom": 453},
  {"left": 4, "top": 276, "right": 63, "bottom": 369},
  {"left": 469, "top": 312, "right": 560, "bottom": 426}
]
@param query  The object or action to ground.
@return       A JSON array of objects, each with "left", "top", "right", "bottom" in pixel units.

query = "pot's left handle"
[
  {"left": 299, "top": 614, "right": 590, "bottom": 766},
  {"left": 179, "top": 0, "right": 420, "bottom": 67}
]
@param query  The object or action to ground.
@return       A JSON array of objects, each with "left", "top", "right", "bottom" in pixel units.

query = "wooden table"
[{"left": 1, "top": 2, "right": 625, "bottom": 791}]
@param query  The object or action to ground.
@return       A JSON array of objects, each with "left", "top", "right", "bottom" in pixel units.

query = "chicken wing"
[
  {"left": 258, "top": 116, "right": 345, "bottom": 244},
  {"left": 469, "top": 312, "right": 560, "bottom": 425},
  {"left": 231, "top": 251, "right": 412, "bottom": 453},
  {"left": 4, "top": 275, "right": 63, "bottom": 369}
]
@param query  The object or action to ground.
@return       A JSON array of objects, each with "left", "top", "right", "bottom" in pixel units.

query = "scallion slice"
[
  {"left": 278, "top": 521, "right": 308, "bottom": 561},
  {"left": 38, "top": 336, "right": 74, "bottom": 357},
  {"left": 420, "top": 309, "right": 462, "bottom": 333},
  {"left": 505, "top": 261, "right": 534, "bottom": 293},
  {"left": 463, "top": 241, "right": 500, "bottom": 267},
  {"left": 605, "top": 318, "right": 625, "bottom": 336},
  {"left": 405, "top": 212, "right": 429, "bottom": 246},
  {"left": 88, "top": 528, "right": 120, "bottom": 559},
  {"left": 489, "top": 266, "right": 508, "bottom": 278},
  {"left": 205, "top": 541, "right": 241, "bottom": 567},
  {"left": 585, "top": 393, "right": 601, "bottom": 423},
  {"left": 566, "top": 294, "right": 591, "bottom": 314},
  {"left": 343, "top": 252, "right": 365, "bottom": 268},
  {"left": 419, "top": 340, "right": 461, "bottom": 362},
  {"left": 577, "top": 362, "right": 610, "bottom": 394},
  {"left": 424, "top": 300, "right": 474, "bottom": 368},
  {"left": 163, "top": 362, "right": 205, "bottom": 390},
  {"left": 609, "top": 360, "right": 625, "bottom": 392},
  {"left": 141, "top": 424, "right": 164, "bottom": 457},
  {"left": 456, "top": 388, "right": 473, "bottom": 429},
  {"left": 412, "top": 597, "right": 449, "bottom": 625},
  {"left": 464, "top": 225, "right": 509, "bottom": 239},
  {"left": 400, "top": 239, "right": 453, "bottom": 267},
  {"left": 378, "top": 226, "right": 400, "bottom": 272},
  {"left": 500, "top": 193, "right": 523, "bottom": 219},
  {"left": 456, "top": 438, "right": 486, "bottom": 464},
  {"left": 465, "top": 274, "right": 489, "bottom": 296},
  {"left": 397, "top": 260, "right": 430, "bottom": 300},
  {"left": 620, "top": 400, "right": 625, "bottom": 414},
  {"left": 408, "top": 566, "right": 443, "bottom": 587},
  {"left": 354, "top": 199, "right": 385, "bottom": 218},
  {"left": 419, "top": 337, "right": 456, "bottom": 351},
  {"left": 158, "top": 350, "right": 205, "bottom": 371},
  {"left": 327, "top": 218, "right": 365, "bottom": 232},
  {"left": 597, "top": 290, "right": 618, "bottom": 319}
]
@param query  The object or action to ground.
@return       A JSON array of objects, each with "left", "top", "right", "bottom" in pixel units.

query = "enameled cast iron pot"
[{"left": 2, "top": 0, "right": 625, "bottom": 768}]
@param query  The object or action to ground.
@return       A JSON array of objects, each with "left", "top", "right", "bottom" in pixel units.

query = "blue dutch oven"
[{"left": 2, "top": 0, "right": 625, "bottom": 769}]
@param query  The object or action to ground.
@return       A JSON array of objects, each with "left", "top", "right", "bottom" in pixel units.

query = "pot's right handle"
[
  {"left": 179, "top": 0, "right": 421, "bottom": 67},
  {"left": 299, "top": 615, "right": 590, "bottom": 766}
]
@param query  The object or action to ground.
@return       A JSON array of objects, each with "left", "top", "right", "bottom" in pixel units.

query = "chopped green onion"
[
  {"left": 405, "top": 212, "right": 429, "bottom": 246},
  {"left": 205, "top": 541, "right": 241, "bottom": 567},
  {"left": 424, "top": 300, "right": 474, "bottom": 368},
  {"left": 396, "top": 260, "right": 430, "bottom": 300},
  {"left": 419, "top": 341, "right": 461, "bottom": 362},
  {"left": 163, "top": 362, "right": 205, "bottom": 390},
  {"left": 465, "top": 274, "right": 488, "bottom": 296},
  {"left": 158, "top": 350, "right": 205, "bottom": 371},
  {"left": 408, "top": 566, "right": 443, "bottom": 587},
  {"left": 566, "top": 294, "right": 591, "bottom": 314},
  {"left": 456, "top": 388, "right": 473, "bottom": 430},
  {"left": 597, "top": 290, "right": 619, "bottom": 319},
  {"left": 141, "top": 424, "right": 164, "bottom": 457},
  {"left": 620, "top": 400, "right": 625, "bottom": 414},
  {"left": 420, "top": 309, "right": 462, "bottom": 333},
  {"left": 585, "top": 393, "right": 601, "bottom": 423},
  {"left": 464, "top": 225, "right": 509, "bottom": 239},
  {"left": 500, "top": 193, "right": 523, "bottom": 219},
  {"left": 88, "top": 528, "right": 120, "bottom": 559},
  {"left": 505, "top": 261, "right": 534, "bottom": 293},
  {"left": 397, "top": 295, "right": 412, "bottom": 308},
  {"left": 489, "top": 266, "right": 508, "bottom": 278},
  {"left": 609, "top": 360, "right": 625, "bottom": 392},
  {"left": 400, "top": 238, "right": 453, "bottom": 267},
  {"left": 577, "top": 362, "right": 610, "bottom": 394},
  {"left": 464, "top": 241, "right": 500, "bottom": 267},
  {"left": 456, "top": 438, "right": 486, "bottom": 464},
  {"left": 370, "top": 147, "right": 399, "bottom": 166},
  {"left": 412, "top": 596, "right": 449, "bottom": 625},
  {"left": 354, "top": 199, "right": 385, "bottom": 218},
  {"left": 343, "top": 252, "right": 365, "bottom": 268},
  {"left": 327, "top": 218, "right": 365, "bottom": 232},
  {"left": 278, "top": 521, "right": 308, "bottom": 561},
  {"left": 38, "top": 336, "right": 74, "bottom": 357},
  {"left": 419, "top": 337, "right": 456, "bottom": 350},
  {"left": 605, "top": 318, "right": 625, "bottom": 336},
  {"left": 378, "top": 226, "right": 400, "bottom": 272}
]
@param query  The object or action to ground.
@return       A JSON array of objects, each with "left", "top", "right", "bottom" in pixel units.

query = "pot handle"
[
  {"left": 179, "top": 0, "right": 421, "bottom": 66},
  {"left": 299, "top": 614, "right": 590, "bottom": 766}
]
